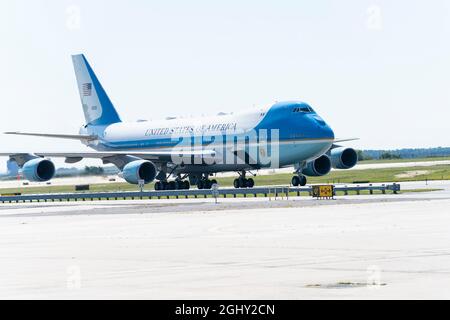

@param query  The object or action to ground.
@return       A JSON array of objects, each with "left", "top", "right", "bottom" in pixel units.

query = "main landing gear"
[
  {"left": 154, "top": 178, "right": 190, "bottom": 191},
  {"left": 155, "top": 174, "right": 220, "bottom": 190},
  {"left": 233, "top": 171, "right": 255, "bottom": 189},
  {"left": 197, "top": 178, "right": 217, "bottom": 190},
  {"left": 191, "top": 173, "right": 218, "bottom": 190},
  {"left": 291, "top": 175, "right": 307, "bottom": 187}
]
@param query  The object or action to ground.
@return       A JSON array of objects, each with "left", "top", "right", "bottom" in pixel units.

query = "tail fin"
[{"left": 72, "top": 54, "right": 122, "bottom": 126}]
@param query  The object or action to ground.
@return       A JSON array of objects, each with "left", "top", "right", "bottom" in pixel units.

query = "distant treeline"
[
  {"left": 358, "top": 147, "right": 450, "bottom": 161},
  {"left": 55, "top": 166, "right": 119, "bottom": 178}
]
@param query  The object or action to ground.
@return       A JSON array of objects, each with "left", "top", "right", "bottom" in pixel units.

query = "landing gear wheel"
[
  {"left": 183, "top": 180, "right": 190, "bottom": 190},
  {"left": 155, "top": 181, "right": 162, "bottom": 191},
  {"left": 211, "top": 179, "right": 218, "bottom": 186},
  {"left": 168, "top": 181, "right": 176, "bottom": 190},
  {"left": 162, "top": 181, "right": 169, "bottom": 190},
  {"left": 233, "top": 179, "right": 240, "bottom": 189},
  {"left": 204, "top": 179, "right": 212, "bottom": 190},
  {"left": 300, "top": 175, "right": 307, "bottom": 186},
  {"left": 197, "top": 180, "right": 204, "bottom": 190},
  {"left": 292, "top": 176, "right": 300, "bottom": 187},
  {"left": 247, "top": 178, "right": 254, "bottom": 188},
  {"left": 175, "top": 180, "right": 184, "bottom": 190},
  {"left": 238, "top": 178, "right": 247, "bottom": 188}
]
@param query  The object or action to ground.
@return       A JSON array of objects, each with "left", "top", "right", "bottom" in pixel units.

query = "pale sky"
[{"left": 1, "top": 0, "right": 449, "bottom": 170}]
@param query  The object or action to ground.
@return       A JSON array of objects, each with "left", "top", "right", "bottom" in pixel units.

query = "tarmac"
[{"left": 0, "top": 180, "right": 449, "bottom": 299}]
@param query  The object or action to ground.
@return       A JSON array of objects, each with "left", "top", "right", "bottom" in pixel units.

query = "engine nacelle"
[
  {"left": 330, "top": 147, "right": 358, "bottom": 169},
  {"left": 22, "top": 158, "right": 56, "bottom": 182},
  {"left": 303, "top": 155, "right": 332, "bottom": 177},
  {"left": 122, "top": 160, "right": 157, "bottom": 185}
]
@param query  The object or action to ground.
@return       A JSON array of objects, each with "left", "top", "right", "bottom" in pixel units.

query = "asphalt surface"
[{"left": 0, "top": 180, "right": 449, "bottom": 299}]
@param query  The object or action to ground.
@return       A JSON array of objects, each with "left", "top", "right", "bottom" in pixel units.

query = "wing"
[
  {"left": 4, "top": 132, "right": 98, "bottom": 142},
  {"left": 329, "top": 138, "right": 360, "bottom": 150},
  {"left": 0, "top": 150, "right": 216, "bottom": 168},
  {"left": 333, "top": 138, "right": 359, "bottom": 143}
]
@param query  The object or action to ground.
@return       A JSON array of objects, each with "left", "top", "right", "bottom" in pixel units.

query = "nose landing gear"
[{"left": 233, "top": 177, "right": 255, "bottom": 188}]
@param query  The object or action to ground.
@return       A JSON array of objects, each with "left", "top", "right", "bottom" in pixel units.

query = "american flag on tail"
[{"left": 82, "top": 83, "right": 92, "bottom": 96}]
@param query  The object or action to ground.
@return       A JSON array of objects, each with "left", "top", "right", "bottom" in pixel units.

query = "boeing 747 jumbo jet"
[{"left": 1, "top": 54, "right": 358, "bottom": 190}]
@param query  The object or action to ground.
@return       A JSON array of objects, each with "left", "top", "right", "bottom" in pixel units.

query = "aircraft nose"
[
  {"left": 311, "top": 115, "right": 334, "bottom": 140},
  {"left": 322, "top": 122, "right": 335, "bottom": 139}
]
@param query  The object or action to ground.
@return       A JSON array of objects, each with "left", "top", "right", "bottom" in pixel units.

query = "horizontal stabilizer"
[{"left": 4, "top": 132, "right": 98, "bottom": 141}]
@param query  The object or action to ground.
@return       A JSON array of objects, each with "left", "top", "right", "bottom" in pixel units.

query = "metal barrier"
[{"left": 0, "top": 183, "right": 401, "bottom": 204}]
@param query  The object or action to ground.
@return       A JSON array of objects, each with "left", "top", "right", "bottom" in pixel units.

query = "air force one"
[{"left": 1, "top": 54, "right": 358, "bottom": 190}]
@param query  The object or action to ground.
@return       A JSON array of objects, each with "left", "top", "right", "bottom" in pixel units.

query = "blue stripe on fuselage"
[
  {"left": 91, "top": 101, "right": 334, "bottom": 167},
  {"left": 94, "top": 101, "right": 334, "bottom": 150}
]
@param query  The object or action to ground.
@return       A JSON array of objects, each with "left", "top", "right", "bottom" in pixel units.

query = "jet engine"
[
  {"left": 22, "top": 158, "right": 56, "bottom": 182},
  {"left": 330, "top": 147, "right": 358, "bottom": 169},
  {"left": 302, "top": 155, "right": 332, "bottom": 177},
  {"left": 122, "top": 160, "right": 157, "bottom": 184}
]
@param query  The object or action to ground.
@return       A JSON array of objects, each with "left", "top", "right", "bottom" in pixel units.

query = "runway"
[{"left": 0, "top": 181, "right": 449, "bottom": 299}]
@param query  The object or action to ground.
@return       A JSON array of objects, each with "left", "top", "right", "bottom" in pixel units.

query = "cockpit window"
[{"left": 293, "top": 105, "right": 314, "bottom": 113}]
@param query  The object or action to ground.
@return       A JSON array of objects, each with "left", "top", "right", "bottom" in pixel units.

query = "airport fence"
[{"left": 0, "top": 183, "right": 401, "bottom": 203}]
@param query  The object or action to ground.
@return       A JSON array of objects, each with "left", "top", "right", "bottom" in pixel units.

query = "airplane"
[{"left": 1, "top": 54, "right": 358, "bottom": 190}]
